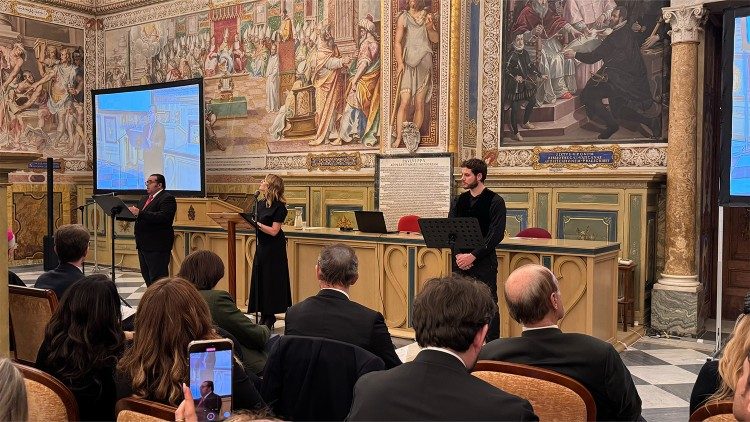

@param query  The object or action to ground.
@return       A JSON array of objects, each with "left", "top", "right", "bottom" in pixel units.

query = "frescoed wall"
[
  {"left": 499, "top": 0, "right": 670, "bottom": 146},
  {"left": 0, "top": 13, "right": 86, "bottom": 160}
]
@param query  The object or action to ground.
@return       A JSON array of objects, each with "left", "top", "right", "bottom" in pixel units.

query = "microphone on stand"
[
  {"left": 252, "top": 190, "right": 261, "bottom": 199},
  {"left": 252, "top": 190, "right": 261, "bottom": 219}
]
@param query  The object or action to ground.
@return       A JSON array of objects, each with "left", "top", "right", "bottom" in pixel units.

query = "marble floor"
[{"left": 10, "top": 264, "right": 720, "bottom": 421}]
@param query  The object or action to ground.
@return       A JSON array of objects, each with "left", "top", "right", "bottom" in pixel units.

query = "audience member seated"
[
  {"left": 178, "top": 250, "right": 270, "bottom": 375},
  {"left": 347, "top": 274, "right": 538, "bottom": 421},
  {"left": 35, "top": 274, "right": 125, "bottom": 421},
  {"left": 34, "top": 224, "right": 89, "bottom": 299},
  {"left": 479, "top": 264, "right": 641, "bottom": 421},
  {"left": 0, "top": 358, "right": 27, "bottom": 421},
  {"left": 116, "top": 277, "right": 264, "bottom": 410},
  {"left": 734, "top": 353, "right": 750, "bottom": 421},
  {"left": 284, "top": 243, "right": 401, "bottom": 369},
  {"left": 691, "top": 294, "right": 750, "bottom": 414},
  {"left": 7, "top": 229, "right": 23, "bottom": 287}
]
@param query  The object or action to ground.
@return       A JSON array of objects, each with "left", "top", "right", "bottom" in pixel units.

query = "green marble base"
[
  {"left": 650, "top": 283, "right": 705, "bottom": 337},
  {"left": 208, "top": 96, "right": 248, "bottom": 119}
]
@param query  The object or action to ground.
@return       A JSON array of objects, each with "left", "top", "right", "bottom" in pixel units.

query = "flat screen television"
[
  {"left": 721, "top": 7, "right": 750, "bottom": 206},
  {"left": 92, "top": 78, "right": 205, "bottom": 196}
]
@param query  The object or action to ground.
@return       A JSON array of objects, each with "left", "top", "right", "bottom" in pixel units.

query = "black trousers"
[
  {"left": 138, "top": 249, "right": 171, "bottom": 286},
  {"left": 454, "top": 260, "right": 500, "bottom": 342},
  {"left": 509, "top": 98, "right": 536, "bottom": 134},
  {"left": 581, "top": 81, "right": 652, "bottom": 130}
]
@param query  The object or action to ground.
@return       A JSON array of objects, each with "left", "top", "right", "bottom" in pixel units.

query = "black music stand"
[
  {"left": 418, "top": 218, "right": 485, "bottom": 258},
  {"left": 94, "top": 194, "right": 134, "bottom": 308}
]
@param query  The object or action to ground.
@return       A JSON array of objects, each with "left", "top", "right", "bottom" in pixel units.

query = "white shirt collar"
[
  {"left": 321, "top": 287, "right": 350, "bottom": 299},
  {"left": 421, "top": 346, "right": 466, "bottom": 368},
  {"left": 522, "top": 324, "right": 559, "bottom": 332}
]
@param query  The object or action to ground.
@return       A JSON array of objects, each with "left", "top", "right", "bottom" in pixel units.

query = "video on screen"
[{"left": 189, "top": 348, "right": 232, "bottom": 422}]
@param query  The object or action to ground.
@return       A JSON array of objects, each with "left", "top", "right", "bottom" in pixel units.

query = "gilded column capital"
[{"left": 663, "top": 5, "right": 707, "bottom": 45}]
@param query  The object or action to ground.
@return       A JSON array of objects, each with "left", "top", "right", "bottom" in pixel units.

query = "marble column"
[
  {"left": 651, "top": 5, "right": 707, "bottom": 336},
  {"left": 0, "top": 152, "right": 41, "bottom": 357}
]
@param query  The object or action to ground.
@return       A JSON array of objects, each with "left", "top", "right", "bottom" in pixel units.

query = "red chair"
[
  {"left": 397, "top": 215, "right": 421, "bottom": 233},
  {"left": 516, "top": 227, "right": 552, "bottom": 239}
]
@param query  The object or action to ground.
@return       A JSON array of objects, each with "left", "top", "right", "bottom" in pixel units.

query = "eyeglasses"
[{"left": 145, "top": 180, "right": 157, "bottom": 186}]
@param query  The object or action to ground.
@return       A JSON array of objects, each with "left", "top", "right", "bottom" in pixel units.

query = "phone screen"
[{"left": 189, "top": 343, "right": 233, "bottom": 422}]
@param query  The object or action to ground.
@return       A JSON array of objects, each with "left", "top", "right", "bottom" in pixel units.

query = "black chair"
[{"left": 261, "top": 335, "right": 385, "bottom": 421}]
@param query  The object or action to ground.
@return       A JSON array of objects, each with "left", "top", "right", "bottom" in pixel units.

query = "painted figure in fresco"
[
  {"left": 35, "top": 48, "right": 79, "bottom": 142},
  {"left": 232, "top": 32, "right": 246, "bottom": 72},
  {"left": 204, "top": 35, "right": 219, "bottom": 77},
  {"left": 337, "top": 15, "right": 381, "bottom": 147},
  {"left": 270, "top": 75, "right": 303, "bottom": 141},
  {"left": 218, "top": 28, "right": 235, "bottom": 74},
  {"left": 511, "top": 0, "right": 582, "bottom": 104},
  {"left": 280, "top": 9, "right": 293, "bottom": 42},
  {"left": 166, "top": 60, "right": 182, "bottom": 81},
  {"left": 36, "top": 43, "right": 60, "bottom": 79},
  {"left": 0, "top": 43, "right": 26, "bottom": 93},
  {"left": 308, "top": 25, "right": 351, "bottom": 146},
  {"left": 392, "top": 0, "right": 439, "bottom": 148},
  {"left": 563, "top": 0, "right": 616, "bottom": 93},
  {"left": 266, "top": 42, "right": 280, "bottom": 112},
  {"left": 563, "top": 6, "right": 661, "bottom": 139},
  {"left": 504, "top": 33, "right": 544, "bottom": 141}
]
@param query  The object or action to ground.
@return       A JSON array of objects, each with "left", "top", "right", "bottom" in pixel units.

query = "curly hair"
[
  {"left": 263, "top": 174, "right": 286, "bottom": 207},
  {"left": 711, "top": 302, "right": 750, "bottom": 402},
  {"left": 117, "top": 277, "right": 219, "bottom": 406},
  {"left": 40, "top": 274, "right": 124, "bottom": 382}
]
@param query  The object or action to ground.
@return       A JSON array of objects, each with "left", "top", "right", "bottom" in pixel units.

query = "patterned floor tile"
[
  {"left": 635, "top": 384, "right": 689, "bottom": 409},
  {"left": 642, "top": 407, "right": 690, "bottom": 422},
  {"left": 628, "top": 365, "right": 698, "bottom": 385},
  {"left": 656, "top": 383, "right": 698, "bottom": 403},
  {"left": 679, "top": 363, "right": 711, "bottom": 376},
  {"left": 621, "top": 349, "right": 671, "bottom": 366},
  {"left": 642, "top": 348, "right": 711, "bottom": 366}
]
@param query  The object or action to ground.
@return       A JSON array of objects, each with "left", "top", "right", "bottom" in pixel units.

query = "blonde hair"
[
  {"left": 264, "top": 174, "right": 286, "bottom": 207},
  {"left": 117, "top": 277, "right": 219, "bottom": 406},
  {"left": 711, "top": 314, "right": 750, "bottom": 402},
  {"left": 0, "top": 358, "right": 27, "bottom": 421}
]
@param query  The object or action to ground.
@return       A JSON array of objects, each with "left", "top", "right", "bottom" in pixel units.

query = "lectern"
[{"left": 206, "top": 212, "right": 255, "bottom": 300}]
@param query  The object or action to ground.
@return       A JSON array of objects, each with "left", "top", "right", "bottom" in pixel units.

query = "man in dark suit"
[
  {"left": 142, "top": 104, "right": 166, "bottom": 176},
  {"left": 479, "top": 264, "right": 642, "bottom": 421},
  {"left": 34, "top": 224, "right": 88, "bottom": 299},
  {"left": 127, "top": 173, "right": 176, "bottom": 285},
  {"left": 347, "top": 275, "right": 538, "bottom": 421},
  {"left": 285, "top": 243, "right": 401, "bottom": 369},
  {"left": 195, "top": 380, "right": 222, "bottom": 420}
]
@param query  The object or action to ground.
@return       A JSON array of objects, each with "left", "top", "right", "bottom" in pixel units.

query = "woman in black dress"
[{"left": 248, "top": 173, "right": 292, "bottom": 330}]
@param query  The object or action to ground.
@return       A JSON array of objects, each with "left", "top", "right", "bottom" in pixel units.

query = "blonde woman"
[
  {"left": 691, "top": 294, "right": 750, "bottom": 413},
  {"left": 0, "top": 358, "right": 27, "bottom": 421},
  {"left": 248, "top": 174, "right": 292, "bottom": 330}
]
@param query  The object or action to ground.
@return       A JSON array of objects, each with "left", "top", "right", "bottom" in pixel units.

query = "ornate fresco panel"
[
  {"left": 0, "top": 4, "right": 91, "bottom": 171},
  {"left": 498, "top": 0, "right": 671, "bottom": 146}
]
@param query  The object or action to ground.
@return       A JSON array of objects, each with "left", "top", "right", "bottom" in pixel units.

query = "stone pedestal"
[
  {"left": 0, "top": 151, "right": 41, "bottom": 357},
  {"left": 651, "top": 5, "right": 707, "bottom": 336}
]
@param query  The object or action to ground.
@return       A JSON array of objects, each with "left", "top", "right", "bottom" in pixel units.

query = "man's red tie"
[{"left": 144, "top": 194, "right": 154, "bottom": 208}]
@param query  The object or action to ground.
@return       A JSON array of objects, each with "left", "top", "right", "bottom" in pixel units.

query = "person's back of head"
[
  {"left": 178, "top": 250, "right": 225, "bottom": 291},
  {"left": 715, "top": 293, "right": 750, "bottom": 403},
  {"left": 42, "top": 274, "right": 124, "bottom": 380},
  {"left": 117, "top": 277, "right": 218, "bottom": 405},
  {"left": 412, "top": 274, "right": 497, "bottom": 353},
  {"left": 0, "top": 358, "right": 27, "bottom": 421},
  {"left": 504, "top": 264, "right": 564, "bottom": 327},
  {"left": 316, "top": 243, "right": 358, "bottom": 288},
  {"left": 53, "top": 224, "right": 90, "bottom": 264}
]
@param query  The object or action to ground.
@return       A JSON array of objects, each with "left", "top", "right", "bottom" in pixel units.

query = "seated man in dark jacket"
[
  {"left": 285, "top": 243, "right": 401, "bottom": 369},
  {"left": 34, "top": 224, "right": 89, "bottom": 300},
  {"left": 479, "top": 264, "right": 642, "bottom": 421}
]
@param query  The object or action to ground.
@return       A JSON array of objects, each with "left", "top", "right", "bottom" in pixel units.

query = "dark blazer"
[
  {"left": 199, "top": 289, "right": 270, "bottom": 374},
  {"left": 196, "top": 391, "right": 222, "bottom": 419},
  {"left": 690, "top": 359, "right": 720, "bottom": 414},
  {"left": 346, "top": 349, "right": 538, "bottom": 421},
  {"left": 479, "top": 327, "right": 642, "bottom": 421},
  {"left": 284, "top": 289, "right": 401, "bottom": 369},
  {"left": 134, "top": 190, "right": 177, "bottom": 252},
  {"left": 34, "top": 262, "right": 84, "bottom": 300}
]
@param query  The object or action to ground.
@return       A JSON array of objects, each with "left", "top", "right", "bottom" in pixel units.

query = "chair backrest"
[
  {"left": 472, "top": 360, "right": 596, "bottom": 421},
  {"left": 516, "top": 227, "right": 553, "bottom": 239},
  {"left": 15, "top": 363, "right": 79, "bottom": 422},
  {"left": 261, "top": 335, "right": 385, "bottom": 421},
  {"left": 115, "top": 397, "right": 177, "bottom": 422},
  {"left": 397, "top": 215, "right": 421, "bottom": 233},
  {"left": 689, "top": 400, "right": 735, "bottom": 422},
  {"left": 8, "top": 285, "right": 58, "bottom": 365}
]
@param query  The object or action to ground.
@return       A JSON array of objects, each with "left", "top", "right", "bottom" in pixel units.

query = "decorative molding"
[
  {"left": 101, "top": 0, "right": 208, "bottom": 29},
  {"left": 306, "top": 152, "right": 363, "bottom": 172},
  {"left": 531, "top": 145, "right": 622, "bottom": 170},
  {"left": 663, "top": 5, "right": 707, "bottom": 45},
  {"left": 485, "top": 144, "right": 667, "bottom": 170},
  {"left": 481, "top": 0, "right": 501, "bottom": 152}
]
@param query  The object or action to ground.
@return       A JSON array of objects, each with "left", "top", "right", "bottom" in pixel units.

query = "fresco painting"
[
  {"left": 104, "top": 0, "right": 384, "bottom": 157},
  {"left": 0, "top": 14, "right": 86, "bottom": 160},
  {"left": 500, "top": 0, "right": 670, "bottom": 146}
]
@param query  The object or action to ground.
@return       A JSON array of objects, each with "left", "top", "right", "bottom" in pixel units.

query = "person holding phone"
[
  {"left": 247, "top": 174, "right": 292, "bottom": 330},
  {"left": 116, "top": 277, "right": 264, "bottom": 411}
]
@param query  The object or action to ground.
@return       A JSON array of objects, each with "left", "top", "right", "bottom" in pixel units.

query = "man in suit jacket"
[
  {"left": 285, "top": 243, "right": 401, "bottom": 369},
  {"left": 479, "top": 264, "right": 642, "bottom": 421},
  {"left": 347, "top": 275, "right": 538, "bottom": 421},
  {"left": 34, "top": 224, "right": 88, "bottom": 299},
  {"left": 195, "top": 380, "right": 222, "bottom": 420},
  {"left": 142, "top": 105, "right": 165, "bottom": 176},
  {"left": 127, "top": 173, "right": 176, "bottom": 285}
]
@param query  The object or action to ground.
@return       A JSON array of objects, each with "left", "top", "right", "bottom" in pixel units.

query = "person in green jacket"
[{"left": 178, "top": 250, "right": 270, "bottom": 374}]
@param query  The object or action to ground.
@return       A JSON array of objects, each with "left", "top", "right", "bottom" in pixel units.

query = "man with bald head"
[{"left": 479, "top": 264, "right": 641, "bottom": 421}]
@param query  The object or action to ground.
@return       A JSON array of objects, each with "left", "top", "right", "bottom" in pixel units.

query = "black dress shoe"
[{"left": 598, "top": 125, "right": 619, "bottom": 139}]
